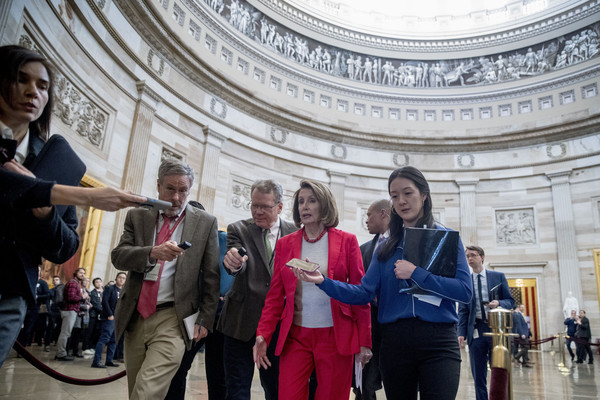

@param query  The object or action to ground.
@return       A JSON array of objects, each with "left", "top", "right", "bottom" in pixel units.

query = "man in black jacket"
[
  {"left": 91, "top": 272, "right": 125, "bottom": 368},
  {"left": 575, "top": 309, "right": 593, "bottom": 364}
]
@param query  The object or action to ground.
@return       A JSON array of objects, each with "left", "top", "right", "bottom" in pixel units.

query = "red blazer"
[{"left": 257, "top": 228, "right": 372, "bottom": 356}]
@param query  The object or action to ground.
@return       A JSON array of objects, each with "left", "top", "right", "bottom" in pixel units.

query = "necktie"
[
  {"left": 137, "top": 215, "right": 175, "bottom": 319},
  {"left": 477, "top": 274, "right": 486, "bottom": 322},
  {"left": 264, "top": 229, "right": 273, "bottom": 276}
]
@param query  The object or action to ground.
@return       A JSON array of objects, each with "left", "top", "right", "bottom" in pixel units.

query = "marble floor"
[{"left": 0, "top": 345, "right": 598, "bottom": 399}]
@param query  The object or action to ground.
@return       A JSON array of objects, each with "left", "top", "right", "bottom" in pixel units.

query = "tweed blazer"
[
  {"left": 112, "top": 203, "right": 220, "bottom": 349},
  {"left": 217, "top": 218, "right": 297, "bottom": 342}
]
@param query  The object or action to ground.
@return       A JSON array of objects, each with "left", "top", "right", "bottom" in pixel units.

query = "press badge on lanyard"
[{"left": 144, "top": 212, "right": 185, "bottom": 282}]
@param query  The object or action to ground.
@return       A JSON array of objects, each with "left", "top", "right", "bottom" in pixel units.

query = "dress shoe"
[
  {"left": 55, "top": 355, "right": 74, "bottom": 361},
  {"left": 91, "top": 363, "right": 106, "bottom": 368},
  {"left": 105, "top": 361, "right": 119, "bottom": 367},
  {"left": 74, "top": 352, "right": 84, "bottom": 358},
  {"left": 523, "top": 363, "right": 534, "bottom": 368},
  {"left": 588, "top": 361, "right": 594, "bottom": 364},
  {"left": 44, "top": 346, "right": 50, "bottom": 352},
  {"left": 576, "top": 360, "right": 583, "bottom": 364}
]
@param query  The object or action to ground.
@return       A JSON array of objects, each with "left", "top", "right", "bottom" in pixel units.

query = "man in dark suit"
[
  {"left": 112, "top": 159, "right": 220, "bottom": 399},
  {"left": 91, "top": 272, "right": 125, "bottom": 368},
  {"left": 218, "top": 179, "right": 297, "bottom": 400},
  {"left": 512, "top": 304, "right": 531, "bottom": 367},
  {"left": 354, "top": 199, "right": 390, "bottom": 400},
  {"left": 575, "top": 309, "right": 593, "bottom": 364},
  {"left": 458, "top": 245, "right": 514, "bottom": 400}
]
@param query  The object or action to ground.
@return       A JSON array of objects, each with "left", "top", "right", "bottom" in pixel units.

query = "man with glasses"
[{"left": 218, "top": 180, "right": 297, "bottom": 400}]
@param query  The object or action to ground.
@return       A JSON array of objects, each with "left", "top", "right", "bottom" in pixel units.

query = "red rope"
[{"left": 13, "top": 341, "right": 126, "bottom": 386}]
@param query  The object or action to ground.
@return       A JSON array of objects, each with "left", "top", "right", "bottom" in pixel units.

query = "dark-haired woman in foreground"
[{"left": 296, "top": 166, "right": 472, "bottom": 400}]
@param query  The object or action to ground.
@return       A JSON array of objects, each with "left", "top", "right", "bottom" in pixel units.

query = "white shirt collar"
[{"left": 0, "top": 120, "right": 30, "bottom": 164}]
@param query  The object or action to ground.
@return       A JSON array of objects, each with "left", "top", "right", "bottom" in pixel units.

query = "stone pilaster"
[
  {"left": 456, "top": 179, "right": 479, "bottom": 245},
  {"left": 328, "top": 170, "right": 349, "bottom": 226},
  {"left": 546, "top": 170, "right": 582, "bottom": 306},
  {"left": 109, "top": 81, "right": 160, "bottom": 280},
  {"left": 198, "top": 127, "right": 226, "bottom": 213}
]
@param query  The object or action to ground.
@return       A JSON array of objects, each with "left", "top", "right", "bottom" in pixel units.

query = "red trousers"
[{"left": 279, "top": 325, "right": 352, "bottom": 400}]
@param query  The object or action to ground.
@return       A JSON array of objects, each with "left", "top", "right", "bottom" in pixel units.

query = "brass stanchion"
[
  {"left": 556, "top": 333, "right": 571, "bottom": 374},
  {"left": 485, "top": 308, "right": 517, "bottom": 400}
]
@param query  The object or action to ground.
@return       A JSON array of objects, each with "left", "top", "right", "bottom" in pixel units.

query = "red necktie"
[{"left": 137, "top": 215, "right": 175, "bottom": 319}]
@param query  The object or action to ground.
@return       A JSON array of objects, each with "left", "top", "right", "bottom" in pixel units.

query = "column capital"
[
  {"left": 135, "top": 81, "right": 162, "bottom": 110},
  {"left": 455, "top": 179, "right": 480, "bottom": 190},
  {"left": 546, "top": 170, "right": 572, "bottom": 183},
  {"left": 202, "top": 126, "right": 227, "bottom": 147}
]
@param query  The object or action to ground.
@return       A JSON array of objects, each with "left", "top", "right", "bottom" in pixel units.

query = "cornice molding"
[{"left": 254, "top": 0, "right": 600, "bottom": 53}]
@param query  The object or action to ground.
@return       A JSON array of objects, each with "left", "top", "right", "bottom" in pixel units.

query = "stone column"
[
  {"left": 546, "top": 170, "right": 582, "bottom": 305},
  {"left": 456, "top": 179, "right": 479, "bottom": 245},
  {"left": 328, "top": 170, "right": 348, "bottom": 227},
  {"left": 198, "top": 127, "right": 226, "bottom": 213},
  {"left": 109, "top": 81, "right": 160, "bottom": 280}
]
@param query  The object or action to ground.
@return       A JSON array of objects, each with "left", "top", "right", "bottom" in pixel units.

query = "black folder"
[
  {"left": 399, "top": 227, "right": 459, "bottom": 294},
  {"left": 29, "top": 134, "right": 86, "bottom": 217}
]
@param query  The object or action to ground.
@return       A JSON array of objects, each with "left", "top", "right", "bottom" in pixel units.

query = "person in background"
[
  {"left": 354, "top": 199, "right": 390, "bottom": 400},
  {"left": 575, "top": 309, "right": 593, "bottom": 364},
  {"left": 512, "top": 304, "right": 531, "bottom": 367},
  {"left": 564, "top": 309, "right": 577, "bottom": 361},
  {"left": 70, "top": 276, "right": 91, "bottom": 358},
  {"left": 55, "top": 268, "right": 88, "bottom": 361},
  {"left": 48, "top": 276, "right": 64, "bottom": 349},
  {"left": 255, "top": 179, "right": 372, "bottom": 400},
  {"left": 84, "top": 277, "right": 103, "bottom": 355},
  {"left": 91, "top": 272, "right": 125, "bottom": 368},
  {"left": 33, "top": 268, "right": 51, "bottom": 348},
  {"left": 458, "top": 245, "right": 513, "bottom": 400},
  {"left": 17, "top": 266, "right": 49, "bottom": 347},
  {"left": 296, "top": 167, "right": 472, "bottom": 400}
]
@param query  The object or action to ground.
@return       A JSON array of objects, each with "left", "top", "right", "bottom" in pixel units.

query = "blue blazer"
[
  {"left": 457, "top": 269, "right": 514, "bottom": 345},
  {"left": 512, "top": 311, "right": 528, "bottom": 337}
]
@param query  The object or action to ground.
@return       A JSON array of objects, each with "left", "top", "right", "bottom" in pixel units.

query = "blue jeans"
[
  {"left": 93, "top": 319, "right": 116, "bottom": 365},
  {"left": 0, "top": 294, "right": 27, "bottom": 367}
]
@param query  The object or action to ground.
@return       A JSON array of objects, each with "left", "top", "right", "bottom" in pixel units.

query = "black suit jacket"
[
  {"left": 101, "top": 284, "right": 119, "bottom": 320},
  {"left": 217, "top": 218, "right": 297, "bottom": 342},
  {"left": 0, "top": 134, "right": 79, "bottom": 302}
]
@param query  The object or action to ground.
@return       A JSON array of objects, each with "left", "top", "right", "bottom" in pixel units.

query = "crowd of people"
[{"left": 1, "top": 43, "right": 595, "bottom": 400}]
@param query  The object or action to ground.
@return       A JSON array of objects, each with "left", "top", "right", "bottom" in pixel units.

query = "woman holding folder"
[
  {"left": 296, "top": 166, "right": 473, "bottom": 400},
  {"left": 253, "top": 179, "right": 372, "bottom": 400}
]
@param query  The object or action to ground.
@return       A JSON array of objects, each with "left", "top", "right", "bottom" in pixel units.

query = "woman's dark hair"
[
  {"left": 377, "top": 166, "right": 435, "bottom": 261},
  {"left": 0, "top": 45, "right": 54, "bottom": 140}
]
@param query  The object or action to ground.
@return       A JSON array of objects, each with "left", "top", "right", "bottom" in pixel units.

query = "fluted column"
[
  {"left": 327, "top": 170, "right": 348, "bottom": 226},
  {"left": 109, "top": 81, "right": 160, "bottom": 280},
  {"left": 198, "top": 127, "right": 226, "bottom": 213},
  {"left": 456, "top": 179, "right": 479, "bottom": 245},
  {"left": 546, "top": 170, "right": 582, "bottom": 305}
]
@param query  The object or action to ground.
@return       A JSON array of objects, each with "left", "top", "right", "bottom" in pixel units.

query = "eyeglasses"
[{"left": 250, "top": 203, "right": 277, "bottom": 211}]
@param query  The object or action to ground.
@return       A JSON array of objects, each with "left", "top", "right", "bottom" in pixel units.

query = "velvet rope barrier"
[
  {"left": 13, "top": 341, "right": 126, "bottom": 385},
  {"left": 489, "top": 367, "right": 509, "bottom": 400}
]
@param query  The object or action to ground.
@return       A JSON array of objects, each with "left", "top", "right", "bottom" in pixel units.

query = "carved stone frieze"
[
  {"left": 161, "top": 147, "right": 184, "bottom": 161},
  {"left": 495, "top": 208, "right": 537, "bottom": 246},
  {"left": 230, "top": 179, "right": 251, "bottom": 211},
  {"left": 330, "top": 144, "right": 347, "bottom": 160},
  {"left": 457, "top": 154, "right": 475, "bottom": 168},
  {"left": 269, "top": 127, "right": 288, "bottom": 144},
  {"left": 546, "top": 143, "right": 567, "bottom": 159},
  {"left": 210, "top": 97, "right": 228, "bottom": 118},
  {"left": 393, "top": 153, "right": 409, "bottom": 167},
  {"left": 147, "top": 48, "right": 165, "bottom": 76}
]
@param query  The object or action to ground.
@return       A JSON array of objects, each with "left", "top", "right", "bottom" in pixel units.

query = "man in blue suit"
[{"left": 458, "top": 245, "right": 514, "bottom": 400}]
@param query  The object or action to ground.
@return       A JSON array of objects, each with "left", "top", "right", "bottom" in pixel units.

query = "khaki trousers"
[{"left": 125, "top": 307, "right": 185, "bottom": 399}]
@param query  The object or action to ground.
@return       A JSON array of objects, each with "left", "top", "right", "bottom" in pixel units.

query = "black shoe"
[
  {"left": 44, "top": 346, "right": 50, "bottom": 352},
  {"left": 74, "top": 352, "right": 84, "bottom": 358},
  {"left": 91, "top": 363, "right": 107, "bottom": 368},
  {"left": 588, "top": 361, "right": 594, "bottom": 364},
  {"left": 576, "top": 360, "right": 583, "bottom": 364},
  {"left": 55, "top": 355, "right": 74, "bottom": 361},
  {"left": 105, "top": 361, "right": 119, "bottom": 367}
]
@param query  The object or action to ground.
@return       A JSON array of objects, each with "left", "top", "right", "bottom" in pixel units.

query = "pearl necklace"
[{"left": 303, "top": 227, "right": 327, "bottom": 243}]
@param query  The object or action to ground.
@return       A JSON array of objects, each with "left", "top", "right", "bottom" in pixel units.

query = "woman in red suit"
[{"left": 253, "top": 179, "right": 372, "bottom": 400}]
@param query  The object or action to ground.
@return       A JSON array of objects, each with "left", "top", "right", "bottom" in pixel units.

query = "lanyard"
[{"left": 155, "top": 210, "right": 186, "bottom": 243}]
